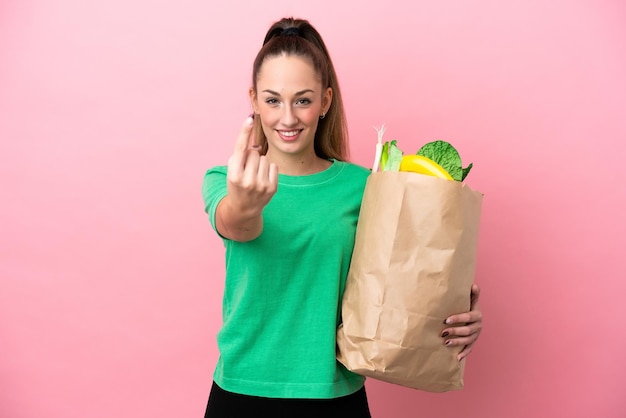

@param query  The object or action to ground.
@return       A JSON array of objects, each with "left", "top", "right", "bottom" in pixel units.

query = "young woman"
[{"left": 202, "top": 17, "right": 483, "bottom": 417}]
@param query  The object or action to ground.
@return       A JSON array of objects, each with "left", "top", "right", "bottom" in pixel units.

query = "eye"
[
  {"left": 295, "top": 98, "right": 312, "bottom": 106},
  {"left": 265, "top": 98, "right": 279, "bottom": 105}
]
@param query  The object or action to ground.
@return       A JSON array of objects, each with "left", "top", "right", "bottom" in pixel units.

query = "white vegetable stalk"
[{"left": 372, "top": 124, "right": 386, "bottom": 172}]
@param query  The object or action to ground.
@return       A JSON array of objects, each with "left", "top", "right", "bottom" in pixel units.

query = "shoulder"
[
  {"left": 203, "top": 165, "right": 228, "bottom": 185},
  {"left": 335, "top": 161, "right": 371, "bottom": 179},
  {"left": 204, "top": 165, "right": 228, "bottom": 177},
  {"left": 201, "top": 165, "right": 228, "bottom": 206},
  {"left": 334, "top": 161, "right": 371, "bottom": 189},
  {"left": 330, "top": 161, "right": 371, "bottom": 196}
]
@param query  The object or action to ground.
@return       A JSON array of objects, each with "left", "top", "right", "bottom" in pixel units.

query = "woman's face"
[{"left": 251, "top": 54, "right": 331, "bottom": 162}]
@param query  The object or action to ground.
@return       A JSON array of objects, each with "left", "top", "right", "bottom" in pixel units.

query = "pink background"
[{"left": 1, "top": 1, "right": 625, "bottom": 417}]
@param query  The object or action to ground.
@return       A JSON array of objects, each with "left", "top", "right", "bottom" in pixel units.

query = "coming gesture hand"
[{"left": 216, "top": 116, "right": 278, "bottom": 242}]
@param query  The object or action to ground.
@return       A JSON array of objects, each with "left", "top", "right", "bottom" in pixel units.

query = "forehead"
[{"left": 256, "top": 54, "right": 322, "bottom": 91}]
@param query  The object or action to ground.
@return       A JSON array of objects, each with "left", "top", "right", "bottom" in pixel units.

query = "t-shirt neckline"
[{"left": 278, "top": 159, "right": 344, "bottom": 186}]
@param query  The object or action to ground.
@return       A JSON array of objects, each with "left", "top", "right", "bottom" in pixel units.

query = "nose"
[{"left": 280, "top": 104, "right": 298, "bottom": 127}]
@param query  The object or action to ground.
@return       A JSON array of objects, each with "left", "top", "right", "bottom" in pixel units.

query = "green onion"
[{"left": 372, "top": 124, "right": 386, "bottom": 172}]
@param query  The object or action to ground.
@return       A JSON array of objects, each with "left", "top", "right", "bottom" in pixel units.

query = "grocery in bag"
[{"left": 336, "top": 127, "right": 483, "bottom": 392}]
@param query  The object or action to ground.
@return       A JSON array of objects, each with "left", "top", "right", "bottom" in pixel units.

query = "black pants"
[{"left": 204, "top": 381, "right": 372, "bottom": 418}]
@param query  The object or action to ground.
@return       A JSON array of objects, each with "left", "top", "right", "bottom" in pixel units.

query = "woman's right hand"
[{"left": 215, "top": 116, "right": 278, "bottom": 241}]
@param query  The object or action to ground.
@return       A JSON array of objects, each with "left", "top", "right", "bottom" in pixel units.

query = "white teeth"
[{"left": 281, "top": 130, "right": 299, "bottom": 137}]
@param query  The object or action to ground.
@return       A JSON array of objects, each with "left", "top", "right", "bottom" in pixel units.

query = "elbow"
[{"left": 217, "top": 221, "right": 263, "bottom": 242}]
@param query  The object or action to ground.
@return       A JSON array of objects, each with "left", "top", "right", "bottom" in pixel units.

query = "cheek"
[
  {"left": 257, "top": 112, "right": 280, "bottom": 139},
  {"left": 258, "top": 108, "right": 279, "bottom": 125},
  {"left": 297, "top": 107, "right": 321, "bottom": 124}
]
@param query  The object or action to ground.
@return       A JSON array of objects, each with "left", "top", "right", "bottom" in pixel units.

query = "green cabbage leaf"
[{"left": 416, "top": 140, "right": 473, "bottom": 181}]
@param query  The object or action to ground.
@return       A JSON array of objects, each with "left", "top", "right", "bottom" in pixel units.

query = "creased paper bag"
[{"left": 337, "top": 171, "right": 483, "bottom": 392}]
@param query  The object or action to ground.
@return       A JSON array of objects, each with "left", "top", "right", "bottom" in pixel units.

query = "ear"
[
  {"left": 249, "top": 87, "right": 259, "bottom": 114},
  {"left": 322, "top": 87, "right": 333, "bottom": 115}
]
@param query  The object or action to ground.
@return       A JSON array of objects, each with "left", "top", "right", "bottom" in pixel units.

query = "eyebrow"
[{"left": 261, "top": 89, "right": 315, "bottom": 96}]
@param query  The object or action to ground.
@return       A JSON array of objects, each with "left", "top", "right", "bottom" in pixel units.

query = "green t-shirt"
[{"left": 202, "top": 160, "right": 370, "bottom": 399}]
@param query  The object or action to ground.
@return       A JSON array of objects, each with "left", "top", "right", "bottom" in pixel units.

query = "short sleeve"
[{"left": 201, "top": 166, "right": 228, "bottom": 234}]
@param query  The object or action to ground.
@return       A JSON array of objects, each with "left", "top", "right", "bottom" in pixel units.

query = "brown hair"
[{"left": 251, "top": 17, "right": 349, "bottom": 161}]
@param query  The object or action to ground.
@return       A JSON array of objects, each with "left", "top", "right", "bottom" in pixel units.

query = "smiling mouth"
[{"left": 277, "top": 129, "right": 303, "bottom": 140}]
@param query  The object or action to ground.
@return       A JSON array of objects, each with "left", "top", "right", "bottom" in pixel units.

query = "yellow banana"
[{"left": 399, "top": 155, "right": 453, "bottom": 180}]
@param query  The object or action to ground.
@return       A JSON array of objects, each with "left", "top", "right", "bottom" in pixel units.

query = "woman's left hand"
[{"left": 441, "top": 283, "right": 483, "bottom": 361}]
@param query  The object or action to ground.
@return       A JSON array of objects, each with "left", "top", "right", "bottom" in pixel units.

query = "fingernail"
[
  {"left": 441, "top": 332, "right": 449, "bottom": 338},
  {"left": 248, "top": 113, "right": 255, "bottom": 120},
  {"left": 445, "top": 340, "right": 452, "bottom": 346},
  {"left": 444, "top": 318, "right": 451, "bottom": 324}
]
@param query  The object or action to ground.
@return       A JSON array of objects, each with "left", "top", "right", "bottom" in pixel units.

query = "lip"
[{"left": 276, "top": 129, "right": 303, "bottom": 142}]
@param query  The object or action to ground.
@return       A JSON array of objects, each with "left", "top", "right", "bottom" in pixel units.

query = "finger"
[
  {"left": 444, "top": 284, "right": 481, "bottom": 325},
  {"left": 268, "top": 162, "right": 278, "bottom": 192},
  {"left": 441, "top": 321, "right": 481, "bottom": 339},
  {"left": 242, "top": 149, "right": 260, "bottom": 186},
  {"left": 230, "top": 116, "right": 256, "bottom": 173},
  {"left": 257, "top": 156, "right": 270, "bottom": 185},
  {"left": 445, "top": 336, "right": 477, "bottom": 348},
  {"left": 444, "top": 309, "right": 483, "bottom": 326},
  {"left": 470, "top": 283, "right": 481, "bottom": 309},
  {"left": 443, "top": 332, "right": 480, "bottom": 348},
  {"left": 471, "top": 283, "right": 481, "bottom": 297},
  {"left": 457, "top": 343, "right": 475, "bottom": 361},
  {"left": 257, "top": 158, "right": 279, "bottom": 196},
  {"left": 247, "top": 115, "right": 259, "bottom": 150}
]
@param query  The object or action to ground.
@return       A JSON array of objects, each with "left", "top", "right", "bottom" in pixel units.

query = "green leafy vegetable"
[
  {"left": 383, "top": 140, "right": 403, "bottom": 172},
  {"left": 416, "top": 140, "right": 472, "bottom": 181},
  {"left": 461, "top": 163, "right": 473, "bottom": 181}
]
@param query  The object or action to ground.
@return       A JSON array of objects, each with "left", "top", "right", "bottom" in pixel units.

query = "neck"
[{"left": 266, "top": 151, "right": 331, "bottom": 176}]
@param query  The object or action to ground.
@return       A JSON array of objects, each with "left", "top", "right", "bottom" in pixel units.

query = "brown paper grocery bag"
[{"left": 336, "top": 171, "right": 483, "bottom": 392}]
